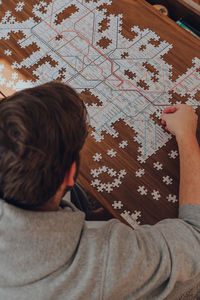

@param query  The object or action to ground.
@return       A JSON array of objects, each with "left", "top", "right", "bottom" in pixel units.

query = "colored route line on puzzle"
[{"left": 34, "top": 1, "right": 200, "bottom": 107}]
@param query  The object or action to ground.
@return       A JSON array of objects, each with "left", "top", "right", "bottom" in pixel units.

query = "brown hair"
[{"left": 0, "top": 81, "right": 88, "bottom": 209}]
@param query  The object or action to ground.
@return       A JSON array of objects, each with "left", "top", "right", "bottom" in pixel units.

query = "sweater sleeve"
[{"left": 103, "top": 205, "right": 200, "bottom": 300}]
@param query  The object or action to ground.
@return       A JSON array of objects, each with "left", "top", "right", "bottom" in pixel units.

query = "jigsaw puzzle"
[{"left": 0, "top": 0, "right": 200, "bottom": 227}]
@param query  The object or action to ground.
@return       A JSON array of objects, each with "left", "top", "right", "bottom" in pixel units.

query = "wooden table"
[
  {"left": 0, "top": 0, "right": 199, "bottom": 227},
  {"left": 78, "top": 0, "right": 200, "bottom": 227}
]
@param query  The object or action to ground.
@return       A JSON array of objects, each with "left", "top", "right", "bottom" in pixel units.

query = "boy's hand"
[{"left": 161, "top": 104, "right": 198, "bottom": 140}]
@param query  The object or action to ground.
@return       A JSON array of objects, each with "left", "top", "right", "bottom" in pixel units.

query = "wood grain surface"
[
  {"left": 0, "top": 0, "right": 200, "bottom": 226},
  {"left": 191, "top": 0, "right": 200, "bottom": 5}
]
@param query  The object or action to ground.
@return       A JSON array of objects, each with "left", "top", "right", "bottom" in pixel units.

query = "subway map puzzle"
[{"left": 0, "top": 0, "right": 200, "bottom": 227}]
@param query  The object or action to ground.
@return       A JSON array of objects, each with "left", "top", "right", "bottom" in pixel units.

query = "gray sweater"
[{"left": 0, "top": 198, "right": 199, "bottom": 300}]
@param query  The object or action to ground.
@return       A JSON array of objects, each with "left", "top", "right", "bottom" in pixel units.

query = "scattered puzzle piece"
[
  {"left": 168, "top": 150, "right": 179, "bottom": 159},
  {"left": 151, "top": 190, "right": 161, "bottom": 201},
  {"left": 107, "top": 149, "right": 117, "bottom": 157},
  {"left": 162, "top": 175, "right": 173, "bottom": 185},
  {"left": 93, "top": 153, "right": 102, "bottom": 162},
  {"left": 166, "top": 194, "right": 178, "bottom": 203},
  {"left": 15, "top": 1, "right": 25, "bottom": 12},
  {"left": 4, "top": 49, "right": 12, "bottom": 56},
  {"left": 119, "top": 140, "right": 128, "bottom": 149},
  {"left": 107, "top": 168, "right": 117, "bottom": 177},
  {"left": 97, "top": 183, "right": 106, "bottom": 192},
  {"left": 112, "top": 200, "right": 123, "bottom": 209},
  {"left": 90, "top": 168, "right": 101, "bottom": 178},
  {"left": 100, "top": 165, "right": 108, "bottom": 173},
  {"left": 118, "top": 169, "right": 127, "bottom": 179},
  {"left": 112, "top": 178, "right": 122, "bottom": 188},
  {"left": 105, "top": 182, "right": 114, "bottom": 193},
  {"left": 135, "top": 168, "right": 145, "bottom": 177},
  {"left": 137, "top": 185, "right": 148, "bottom": 195},
  {"left": 91, "top": 179, "right": 101, "bottom": 187},
  {"left": 153, "top": 161, "right": 163, "bottom": 171}
]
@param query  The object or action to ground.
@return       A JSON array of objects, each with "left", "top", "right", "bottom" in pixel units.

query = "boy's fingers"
[
  {"left": 163, "top": 106, "right": 177, "bottom": 114},
  {"left": 161, "top": 113, "right": 167, "bottom": 121},
  {"left": 161, "top": 119, "right": 166, "bottom": 125},
  {"left": 162, "top": 107, "right": 172, "bottom": 113}
]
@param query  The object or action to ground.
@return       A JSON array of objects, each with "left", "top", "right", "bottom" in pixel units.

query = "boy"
[{"left": 0, "top": 81, "right": 199, "bottom": 299}]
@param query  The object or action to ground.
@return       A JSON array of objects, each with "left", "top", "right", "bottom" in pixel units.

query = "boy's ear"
[{"left": 64, "top": 162, "right": 76, "bottom": 186}]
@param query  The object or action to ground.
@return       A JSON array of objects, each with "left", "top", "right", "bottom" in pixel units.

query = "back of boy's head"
[{"left": 0, "top": 81, "right": 88, "bottom": 209}]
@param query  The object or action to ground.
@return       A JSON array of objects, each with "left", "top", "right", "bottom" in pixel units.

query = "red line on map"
[
  {"left": 169, "top": 69, "right": 196, "bottom": 91},
  {"left": 193, "top": 74, "right": 200, "bottom": 81},
  {"left": 180, "top": 82, "right": 200, "bottom": 93},
  {"left": 50, "top": 0, "right": 54, "bottom": 26},
  {"left": 41, "top": 5, "right": 199, "bottom": 108}
]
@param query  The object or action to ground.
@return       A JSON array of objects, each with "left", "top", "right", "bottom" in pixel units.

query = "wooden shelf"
[
  {"left": 145, "top": 0, "right": 200, "bottom": 31},
  {"left": 184, "top": 0, "right": 200, "bottom": 8}
]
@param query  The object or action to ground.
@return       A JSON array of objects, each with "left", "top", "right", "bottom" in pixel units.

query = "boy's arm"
[
  {"left": 161, "top": 104, "right": 199, "bottom": 207},
  {"left": 103, "top": 105, "right": 200, "bottom": 299},
  {"left": 103, "top": 212, "right": 200, "bottom": 300},
  {"left": 177, "top": 135, "right": 200, "bottom": 207}
]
